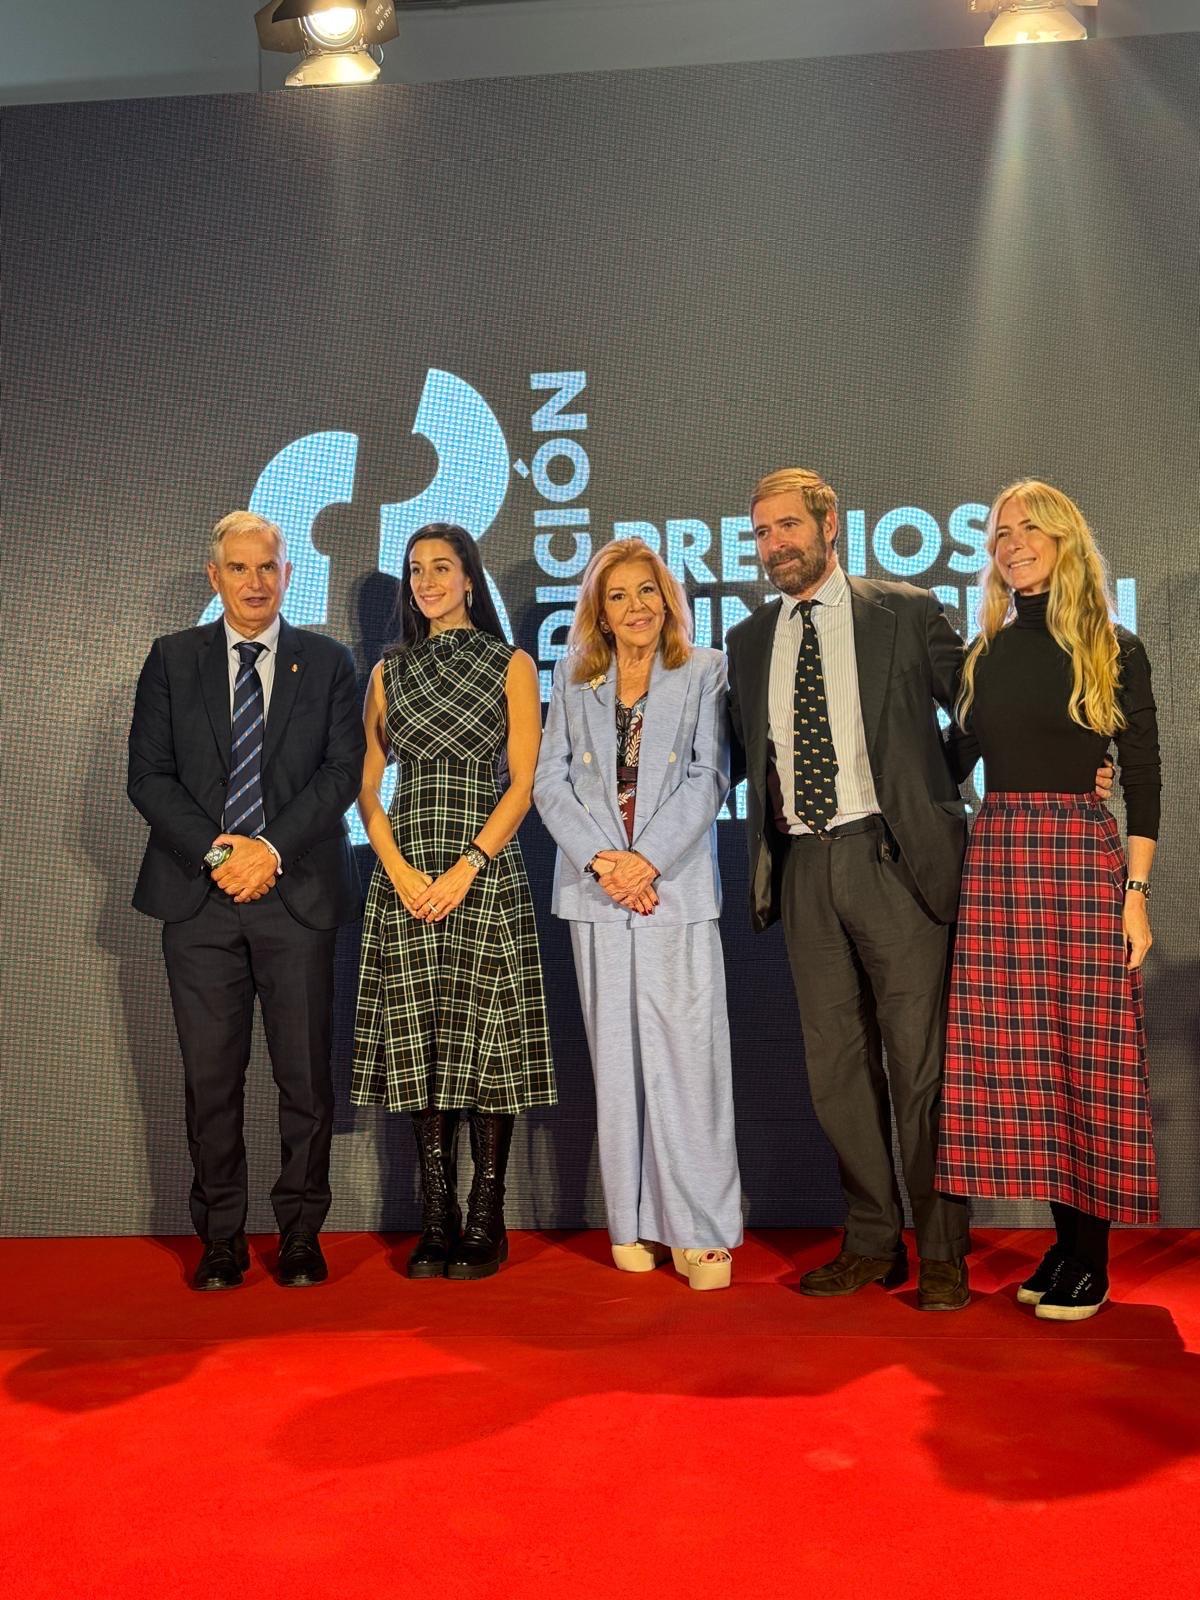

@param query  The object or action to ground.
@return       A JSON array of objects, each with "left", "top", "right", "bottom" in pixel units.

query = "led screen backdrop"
[{"left": 2, "top": 36, "right": 1197, "bottom": 1234}]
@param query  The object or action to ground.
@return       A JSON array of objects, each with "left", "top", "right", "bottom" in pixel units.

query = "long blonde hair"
[
  {"left": 568, "top": 538, "right": 693, "bottom": 684},
  {"left": 956, "top": 480, "right": 1124, "bottom": 734}
]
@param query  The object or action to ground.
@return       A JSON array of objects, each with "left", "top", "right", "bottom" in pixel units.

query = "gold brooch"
[{"left": 587, "top": 673, "right": 606, "bottom": 692}]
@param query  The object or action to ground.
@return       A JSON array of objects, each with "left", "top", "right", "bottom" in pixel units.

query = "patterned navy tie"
[
  {"left": 224, "top": 641, "right": 266, "bottom": 836},
  {"left": 792, "top": 599, "right": 839, "bottom": 832}
]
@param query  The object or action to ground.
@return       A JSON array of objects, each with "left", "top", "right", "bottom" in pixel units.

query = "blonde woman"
[
  {"left": 533, "top": 538, "right": 742, "bottom": 1289},
  {"left": 937, "top": 481, "right": 1160, "bottom": 1322}
]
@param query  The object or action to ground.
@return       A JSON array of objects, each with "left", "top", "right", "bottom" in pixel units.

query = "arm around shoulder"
[{"left": 924, "top": 589, "right": 966, "bottom": 714}]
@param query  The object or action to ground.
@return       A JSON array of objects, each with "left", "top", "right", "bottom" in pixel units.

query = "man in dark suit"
[
  {"left": 726, "top": 468, "right": 972, "bottom": 1311},
  {"left": 129, "top": 511, "right": 365, "bottom": 1290}
]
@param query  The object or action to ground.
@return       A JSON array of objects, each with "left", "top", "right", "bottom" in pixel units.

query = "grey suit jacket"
[
  {"left": 533, "top": 646, "right": 730, "bottom": 925},
  {"left": 726, "top": 575, "right": 967, "bottom": 931}
]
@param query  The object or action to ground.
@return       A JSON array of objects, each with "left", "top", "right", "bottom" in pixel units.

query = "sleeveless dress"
[{"left": 350, "top": 629, "right": 556, "bottom": 1115}]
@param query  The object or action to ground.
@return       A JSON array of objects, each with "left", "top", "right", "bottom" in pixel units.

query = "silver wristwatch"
[
  {"left": 462, "top": 844, "right": 490, "bottom": 872},
  {"left": 1124, "top": 879, "right": 1151, "bottom": 899}
]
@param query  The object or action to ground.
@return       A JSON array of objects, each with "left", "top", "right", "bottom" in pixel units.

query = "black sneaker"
[
  {"left": 1035, "top": 1259, "right": 1109, "bottom": 1322},
  {"left": 1016, "top": 1244, "right": 1070, "bottom": 1305}
]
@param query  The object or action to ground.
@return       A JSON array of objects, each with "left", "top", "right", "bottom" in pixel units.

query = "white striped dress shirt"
[{"left": 766, "top": 563, "right": 881, "bottom": 835}]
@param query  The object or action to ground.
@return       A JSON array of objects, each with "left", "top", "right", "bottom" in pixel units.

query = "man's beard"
[{"left": 765, "top": 540, "right": 828, "bottom": 596}]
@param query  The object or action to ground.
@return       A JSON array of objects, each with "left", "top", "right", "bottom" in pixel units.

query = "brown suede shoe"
[
  {"left": 799, "top": 1246, "right": 908, "bottom": 1297},
  {"left": 917, "top": 1257, "right": 970, "bottom": 1312}
]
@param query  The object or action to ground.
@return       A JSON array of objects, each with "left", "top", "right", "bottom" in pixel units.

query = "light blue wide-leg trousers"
[{"left": 569, "top": 918, "right": 743, "bottom": 1251}]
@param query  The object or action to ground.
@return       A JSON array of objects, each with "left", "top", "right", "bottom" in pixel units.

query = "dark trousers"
[
  {"left": 162, "top": 888, "right": 337, "bottom": 1242},
  {"left": 779, "top": 820, "right": 970, "bottom": 1261}
]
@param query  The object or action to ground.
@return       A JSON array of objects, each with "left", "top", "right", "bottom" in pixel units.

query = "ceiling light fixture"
[
  {"left": 970, "top": 1, "right": 1097, "bottom": 47},
  {"left": 255, "top": 1, "right": 400, "bottom": 87}
]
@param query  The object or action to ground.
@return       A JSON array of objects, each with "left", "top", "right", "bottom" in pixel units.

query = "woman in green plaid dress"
[{"left": 351, "top": 524, "right": 555, "bottom": 1279}]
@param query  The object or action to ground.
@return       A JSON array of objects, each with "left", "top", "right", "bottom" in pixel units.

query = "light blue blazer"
[{"left": 533, "top": 646, "right": 731, "bottom": 926}]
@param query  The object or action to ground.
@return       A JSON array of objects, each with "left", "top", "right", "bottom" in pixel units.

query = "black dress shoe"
[
  {"left": 193, "top": 1234, "right": 249, "bottom": 1292},
  {"left": 276, "top": 1228, "right": 328, "bottom": 1288},
  {"left": 799, "top": 1246, "right": 908, "bottom": 1297}
]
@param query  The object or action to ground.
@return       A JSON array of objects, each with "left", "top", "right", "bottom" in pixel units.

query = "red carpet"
[{"left": 2, "top": 1229, "right": 1198, "bottom": 1600}]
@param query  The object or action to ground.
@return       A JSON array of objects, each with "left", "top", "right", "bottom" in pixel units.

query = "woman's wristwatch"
[
  {"left": 1124, "top": 879, "right": 1151, "bottom": 898},
  {"left": 462, "top": 844, "right": 490, "bottom": 872}
]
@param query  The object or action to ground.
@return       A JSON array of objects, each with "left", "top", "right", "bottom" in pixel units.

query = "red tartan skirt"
[{"left": 936, "top": 792, "right": 1158, "bottom": 1224}]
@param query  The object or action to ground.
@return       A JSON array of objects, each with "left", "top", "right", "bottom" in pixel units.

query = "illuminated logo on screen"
[
  {"left": 196, "top": 368, "right": 514, "bottom": 634},
  {"left": 208, "top": 364, "right": 1138, "bottom": 832}
]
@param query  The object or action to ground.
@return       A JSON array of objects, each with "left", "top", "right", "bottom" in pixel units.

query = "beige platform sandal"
[
  {"left": 611, "top": 1241, "right": 669, "bottom": 1273},
  {"left": 670, "top": 1247, "right": 733, "bottom": 1291}
]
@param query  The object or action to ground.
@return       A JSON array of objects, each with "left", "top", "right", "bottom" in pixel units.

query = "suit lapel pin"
[{"left": 290, "top": 663, "right": 299, "bottom": 672}]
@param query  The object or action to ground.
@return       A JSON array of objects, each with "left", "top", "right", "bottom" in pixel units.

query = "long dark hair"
[{"left": 386, "top": 523, "right": 507, "bottom": 653}]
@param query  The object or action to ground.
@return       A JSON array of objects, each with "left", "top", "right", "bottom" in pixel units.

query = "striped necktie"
[
  {"left": 224, "top": 641, "right": 266, "bottom": 835},
  {"left": 792, "top": 599, "right": 839, "bottom": 832}
]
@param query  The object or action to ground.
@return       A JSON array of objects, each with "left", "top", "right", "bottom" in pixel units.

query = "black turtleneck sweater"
[{"left": 950, "top": 591, "right": 1161, "bottom": 840}]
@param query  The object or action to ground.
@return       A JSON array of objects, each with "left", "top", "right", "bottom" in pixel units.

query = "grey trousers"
[
  {"left": 569, "top": 919, "right": 744, "bottom": 1251},
  {"left": 780, "top": 823, "right": 970, "bottom": 1261}
]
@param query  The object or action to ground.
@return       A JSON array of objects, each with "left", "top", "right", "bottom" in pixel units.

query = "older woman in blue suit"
[{"left": 534, "top": 538, "right": 742, "bottom": 1289}]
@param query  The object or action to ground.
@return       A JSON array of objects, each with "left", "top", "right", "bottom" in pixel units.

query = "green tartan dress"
[{"left": 351, "top": 628, "right": 556, "bottom": 1115}]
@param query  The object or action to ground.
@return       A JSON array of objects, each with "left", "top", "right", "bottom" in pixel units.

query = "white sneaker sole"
[{"left": 1035, "top": 1292, "right": 1109, "bottom": 1322}]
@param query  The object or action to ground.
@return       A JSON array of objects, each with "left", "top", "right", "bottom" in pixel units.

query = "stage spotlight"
[
  {"left": 255, "top": 2, "right": 400, "bottom": 88},
  {"left": 970, "top": 2, "right": 1096, "bottom": 47}
]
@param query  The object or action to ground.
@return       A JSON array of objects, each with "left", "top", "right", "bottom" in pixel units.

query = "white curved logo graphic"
[
  {"left": 199, "top": 369, "right": 515, "bottom": 842},
  {"left": 198, "top": 369, "right": 512, "bottom": 634},
  {"left": 378, "top": 369, "right": 513, "bottom": 635}
]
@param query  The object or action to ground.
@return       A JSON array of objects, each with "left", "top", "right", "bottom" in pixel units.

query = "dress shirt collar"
[
  {"left": 222, "top": 614, "right": 281, "bottom": 655},
  {"left": 786, "top": 561, "right": 847, "bottom": 620}
]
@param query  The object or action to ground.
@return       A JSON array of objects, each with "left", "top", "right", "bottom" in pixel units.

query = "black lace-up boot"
[
  {"left": 406, "top": 1109, "right": 461, "bottom": 1279},
  {"left": 445, "top": 1111, "right": 515, "bottom": 1280}
]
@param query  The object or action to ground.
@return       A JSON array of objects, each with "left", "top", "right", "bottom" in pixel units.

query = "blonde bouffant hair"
[
  {"left": 956, "top": 480, "right": 1124, "bottom": 735},
  {"left": 567, "top": 538, "right": 693, "bottom": 684}
]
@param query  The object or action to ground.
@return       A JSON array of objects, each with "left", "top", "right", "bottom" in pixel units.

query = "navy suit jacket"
[
  {"left": 128, "top": 617, "right": 366, "bottom": 929},
  {"left": 533, "top": 646, "right": 730, "bottom": 925}
]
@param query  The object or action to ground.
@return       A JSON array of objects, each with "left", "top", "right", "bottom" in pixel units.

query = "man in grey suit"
[{"left": 726, "top": 468, "right": 971, "bottom": 1311}]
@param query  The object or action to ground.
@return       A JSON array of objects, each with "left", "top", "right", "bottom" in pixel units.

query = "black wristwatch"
[
  {"left": 462, "top": 844, "right": 490, "bottom": 872},
  {"left": 1124, "top": 879, "right": 1151, "bottom": 899}
]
